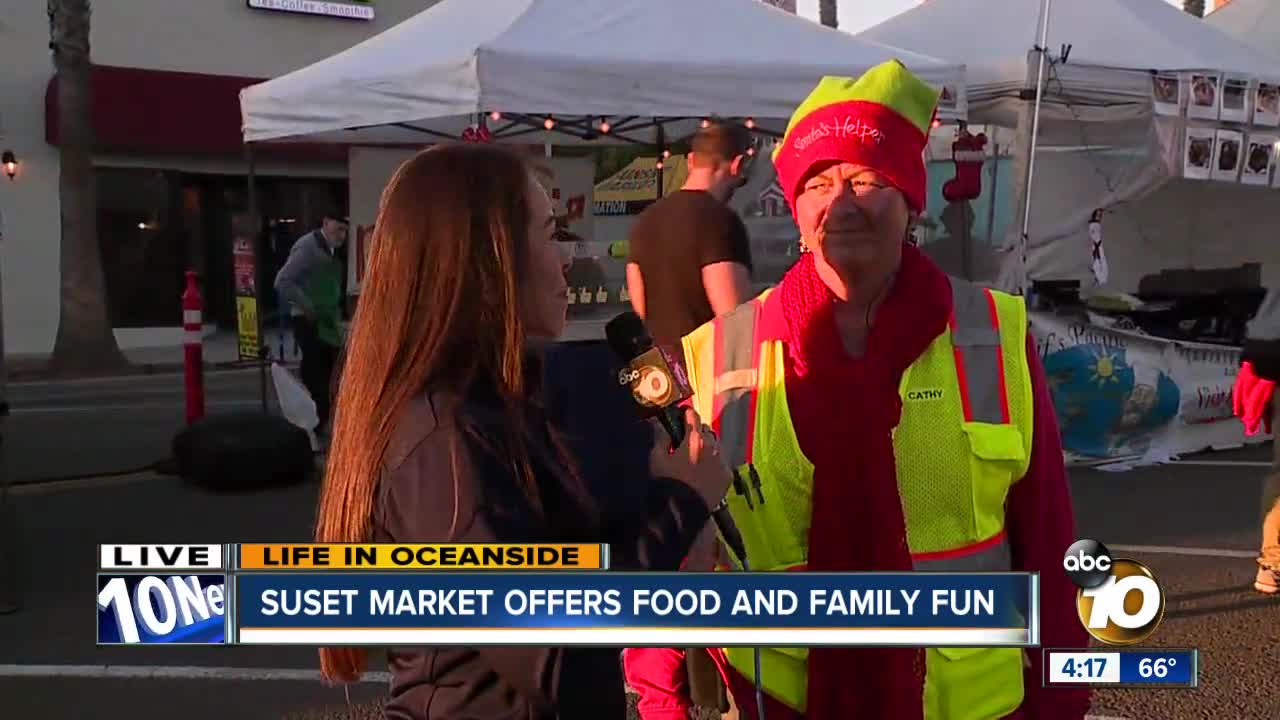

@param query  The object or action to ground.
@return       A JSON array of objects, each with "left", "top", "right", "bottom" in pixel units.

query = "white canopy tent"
[
  {"left": 860, "top": 0, "right": 1280, "bottom": 294},
  {"left": 1206, "top": 0, "right": 1280, "bottom": 58},
  {"left": 239, "top": 0, "right": 968, "bottom": 147}
]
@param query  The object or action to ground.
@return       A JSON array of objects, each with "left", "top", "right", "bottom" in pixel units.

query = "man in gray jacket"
[
  {"left": 275, "top": 213, "right": 347, "bottom": 435},
  {"left": 1235, "top": 288, "right": 1280, "bottom": 595}
]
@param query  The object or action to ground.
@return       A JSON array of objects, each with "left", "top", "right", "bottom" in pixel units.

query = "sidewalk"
[{"left": 7, "top": 318, "right": 612, "bottom": 382}]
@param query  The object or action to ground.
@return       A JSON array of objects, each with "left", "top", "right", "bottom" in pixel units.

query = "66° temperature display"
[{"left": 1044, "top": 648, "right": 1198, "bottom": 688}]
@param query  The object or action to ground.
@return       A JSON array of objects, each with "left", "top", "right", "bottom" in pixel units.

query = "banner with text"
[
  {"left": 232, "top": 571, "right": 1038, "bottom": 647},
  {"left": 1030, "top": 312, "right": 1265, "bottom": 466}
]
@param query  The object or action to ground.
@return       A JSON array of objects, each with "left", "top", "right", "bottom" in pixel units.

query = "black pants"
[{"left": 293, "top": 316, "right": 337, "bottom": 432}]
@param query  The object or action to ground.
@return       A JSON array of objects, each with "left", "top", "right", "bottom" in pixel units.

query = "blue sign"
[{"left": 232, "top": 572, "right": 1036, "bottom": 647}]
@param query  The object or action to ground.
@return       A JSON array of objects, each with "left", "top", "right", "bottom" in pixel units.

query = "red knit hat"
[{"left": 773, "top": 60, "right": 941, "bottom": 214}]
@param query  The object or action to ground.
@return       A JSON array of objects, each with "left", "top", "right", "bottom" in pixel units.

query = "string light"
[
  {"left": 662, "top": 149, "right": 671, "bottom": 158},
  {"left": 489, "top": 111, "right": 502, "bottom": 121},
  {"left": 700, "top": 118, "right": 711, "bottom": 129},
  {"left": 931, "top": 118, "right": 942, "bottom": 129},
  {"left": 543, "top": 116, "right": 555, "bottom": 130},
  {"left": 746, "top": 146, "right": 755, "bottom": 156},
  {"left": 744, "top": 117, "right": 755, "bottom": 129},
  {"left": 655, "top": 159, "right": 664, "bottom": 170},
  {"left": 599, "top": 117, "right": 610, "bottom": 134}
]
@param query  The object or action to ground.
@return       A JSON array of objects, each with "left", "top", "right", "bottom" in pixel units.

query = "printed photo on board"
[
  {"left": 1212, "top": 129, "right": 1243, "bottom": 182},
  {"left": 1151, "top": 72, "right": 1181, "bottom": 116},
  {"left": 1188, "top": 73, "right": 1221, "bottom": 120},
  {"left": 1221, "top": 76, "right": 1250, "bottom": 124},
  {"left": 1184, "top": 128, "right": 1214, "bottom": 180},
  {"left": 1255, "top": 83, "right": 1280, "bottom": 126},
  {"left": 1242, "top": 136, "right": 1275, "bottom": 187}
]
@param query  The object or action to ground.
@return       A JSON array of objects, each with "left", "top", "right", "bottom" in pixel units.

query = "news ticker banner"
[
  {"left": 97, "top": 544, "right": 1037, "bottom": 647},
  {"left": 1043, "top": 648, "right": 1198, "bottom": 688}
]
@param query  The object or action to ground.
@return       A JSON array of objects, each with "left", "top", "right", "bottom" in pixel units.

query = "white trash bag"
[{"left": 270, "top": 362, "right": 320, "bottom": 451}]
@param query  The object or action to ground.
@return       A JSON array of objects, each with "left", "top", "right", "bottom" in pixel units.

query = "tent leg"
[
  {"left": 246, "top": 145, "right": 268, "bottom": 413},
  {"left": 986, "top": 127, "right": 1001, "bottom": 251},
  {"left": 656, "top": 123, "right": 666, "bottom": 199},
  {"left": 1018, "top": 0, "right": 1054, "bottom": 297}
]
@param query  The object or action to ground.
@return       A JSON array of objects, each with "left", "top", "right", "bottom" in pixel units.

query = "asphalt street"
[
  {"left": 0, "top": 317, "right": 609, "bottom": 485},
  {"left": 1, "top": 344, "right": 1277, "bottom": 718},
  {"left": 4, "top": 368, "right": 266, "bottom": 484}
]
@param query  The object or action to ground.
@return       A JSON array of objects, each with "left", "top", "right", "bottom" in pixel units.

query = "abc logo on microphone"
[{"left": 1062, "top": 539, "right": 1165, "bottom": 645}]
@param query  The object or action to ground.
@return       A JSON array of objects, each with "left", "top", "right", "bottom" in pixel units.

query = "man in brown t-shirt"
[
  {"left": 623, "top": 121, "right": 754, "bottom": 718},
  {"left": 625, "top": 122, "right": 755, "bottom": 349}
]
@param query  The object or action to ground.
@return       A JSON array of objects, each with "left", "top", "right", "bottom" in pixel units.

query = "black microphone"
[{"left": 604, "top": 312, "right": 749, "bottom": 567}]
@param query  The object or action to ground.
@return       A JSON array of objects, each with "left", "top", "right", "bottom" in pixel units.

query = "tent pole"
[
  {"left": 246, "top": 144, "right": 267, "bottom": 412},
  {"left": 1019, "top": 0, "right": 1053, "bottom": 297},
  {"left": 986, "top": 127, "right": 1000, "bottom": 250},
  {"left": 656, "top": 123, "right": 666, "bottom": 199}
]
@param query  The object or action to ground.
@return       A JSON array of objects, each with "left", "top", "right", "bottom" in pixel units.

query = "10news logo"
[{"left": 1062, "top": 539, "right": 1166, "bottom": 645}]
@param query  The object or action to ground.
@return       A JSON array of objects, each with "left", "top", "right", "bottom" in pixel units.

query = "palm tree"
[
  {"left": 48, "top": 0, "right": 126, "bottom": 372},
  {"left": 819, "top": 0, "right": 838, "bottom": 28},
  {"left": 1183, "top": 0, "right": 1206, "bottom": 18}
]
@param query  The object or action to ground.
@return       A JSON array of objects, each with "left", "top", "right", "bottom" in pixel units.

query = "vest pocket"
[
  {"left": 961, "top": 422, "right": 1025, "bottom": 463},
  {"left": 926, "top": 646, "right": 1024, "bottom": 720}
]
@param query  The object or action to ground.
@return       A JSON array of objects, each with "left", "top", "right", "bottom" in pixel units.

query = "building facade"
[{"left": 0, "top": 0, "right": 437, "bottom": 357}]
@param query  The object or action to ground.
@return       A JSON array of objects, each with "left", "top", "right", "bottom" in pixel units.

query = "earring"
[{"left": 798, "top": 235, "right": 809, "bottom": 253}]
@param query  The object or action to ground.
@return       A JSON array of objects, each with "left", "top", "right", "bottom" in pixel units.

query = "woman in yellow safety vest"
[{"left": 676, "top": 62, "right": 1092, "bottom": 720}]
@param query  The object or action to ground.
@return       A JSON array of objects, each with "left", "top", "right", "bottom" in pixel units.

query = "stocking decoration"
[
  {"left": 942, "top": 124, "right": 988, "bottom": 202},
  {"left": 461, "top": 118, "right": 493, "bottom": 143}
]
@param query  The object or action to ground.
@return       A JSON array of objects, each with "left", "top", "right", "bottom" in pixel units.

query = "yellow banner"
[
  {"left": 235, "top": 296, "right": 260, "bottom": 360},
  {"left": 593, "top": 156, "right": 689, "bottom": 203},
  {"left": 236, "top": 543, "right": 607, "bottom": 570}
]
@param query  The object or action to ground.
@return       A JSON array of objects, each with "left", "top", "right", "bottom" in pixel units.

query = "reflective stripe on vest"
[{"left": 685, "top": 279, "right": 1032, "bottom": 718}]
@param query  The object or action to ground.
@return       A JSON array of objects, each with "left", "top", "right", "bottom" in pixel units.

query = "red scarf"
[{"left": 777, "top": 245, "right": 952, "bottom": 719}]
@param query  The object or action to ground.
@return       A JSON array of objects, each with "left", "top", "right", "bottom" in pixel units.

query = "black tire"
[{"left": 172, "top": 412, "right": 316, "bottom": 492}]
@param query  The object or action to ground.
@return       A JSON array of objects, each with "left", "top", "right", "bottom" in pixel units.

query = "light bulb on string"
[
  {"left": 700, "top": 118, "right": 711, "bottom": 129},
  {"left": 544, "top": 116, "right": 556, "bottom": 131},
  {"left": 744, "top": 117, "right": 755, "bottom": 129},
  {"left": 599, "top": 117, "right": 610, "bottom": 134},
  {"left": 746, "top": 146, "right": 755, "bottom": 156},
  {"left": 931, "top": 118, "right": 942, "bottom": 129},
  {"left": 489, "top": 111, "right": 502, "bottom": 121},
  {"left": 655, "top": 160, "right": 664, "bottom": 170},
  {"left": 662, "top": 149, "right": 671, "bottom": 158}
]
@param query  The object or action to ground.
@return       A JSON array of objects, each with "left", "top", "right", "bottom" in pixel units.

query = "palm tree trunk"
[
  {"left": 819, "top": 0, "right": 838, "bottom": 28},
  {"left": 48, "top": 0, "right": 126, "bottom": 372}
]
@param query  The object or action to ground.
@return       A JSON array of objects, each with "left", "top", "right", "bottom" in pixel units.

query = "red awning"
[{"left": 45, "top": 65, "right": 345, "bottom": 160}]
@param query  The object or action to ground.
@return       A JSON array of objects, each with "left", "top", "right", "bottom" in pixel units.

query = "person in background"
[
  {"left": 626, "top": 121, "right": 756, "bottom": 350},
  {"left": 1232, "top": 288, "right": 1280, "bottom": 595},
  {"left": 676, "top": 61, "right": 1090, "bottom": 720},
  {"left": 623, "top": 119, "right": 757, "bottom": 720},
  {"left": 313, "top": 144, "right": 734, "bottom": 720},
  {"left": 274, "top": 212, "right": 347, "bottom": 437}
]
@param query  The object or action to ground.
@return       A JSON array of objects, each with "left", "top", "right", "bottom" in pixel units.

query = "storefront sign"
[
  {"left": 233, "top": 235, "right": 261, "bottom": 360},
  {"left": 247, "top": 0, "right": 374, "bottom": 21}
]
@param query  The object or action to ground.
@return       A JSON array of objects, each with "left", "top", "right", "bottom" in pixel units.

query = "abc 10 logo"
[{"left": 1063, "top": 539, "right": 1166, "bottom": 645}]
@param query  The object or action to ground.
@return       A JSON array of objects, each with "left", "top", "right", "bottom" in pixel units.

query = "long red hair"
[{"left": 314, "top": 144, "right": 541, "bottom": 683}]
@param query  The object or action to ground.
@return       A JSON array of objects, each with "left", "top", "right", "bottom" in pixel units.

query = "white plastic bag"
[{"left": 270, "top": 362, "right": 320, "bottom": 450}]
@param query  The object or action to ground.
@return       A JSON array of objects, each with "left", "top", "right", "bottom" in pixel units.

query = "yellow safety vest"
[{"left": 681, "top": 278, "right": 1034, "bottom": 719}]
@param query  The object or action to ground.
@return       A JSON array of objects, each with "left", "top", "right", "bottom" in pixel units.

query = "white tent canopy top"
[
  {"left": 859, "top": 0, "right": 1280, "bottom": 111},
  {"left": 239, "top": 0, "right": 968, "bottom": 146},
  {"left": 1205, "top": 0, "right": 1280, "bottom": 58}
]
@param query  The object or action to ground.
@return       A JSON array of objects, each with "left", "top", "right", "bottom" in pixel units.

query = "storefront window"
[
  {"left": 97, "top": 168, "right": 345, "bottom": 329},
  {"left": 97, "top": 167, "right": 182, "bottom": 327}
]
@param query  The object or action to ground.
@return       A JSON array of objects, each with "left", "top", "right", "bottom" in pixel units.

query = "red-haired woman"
[{"left": 314, "top": 143, "right": 733, "bottom": 719}]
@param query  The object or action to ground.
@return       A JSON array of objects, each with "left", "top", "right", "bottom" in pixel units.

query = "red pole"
[{"left": 182, "top": 271, "right": 205, "bottom": 424}]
